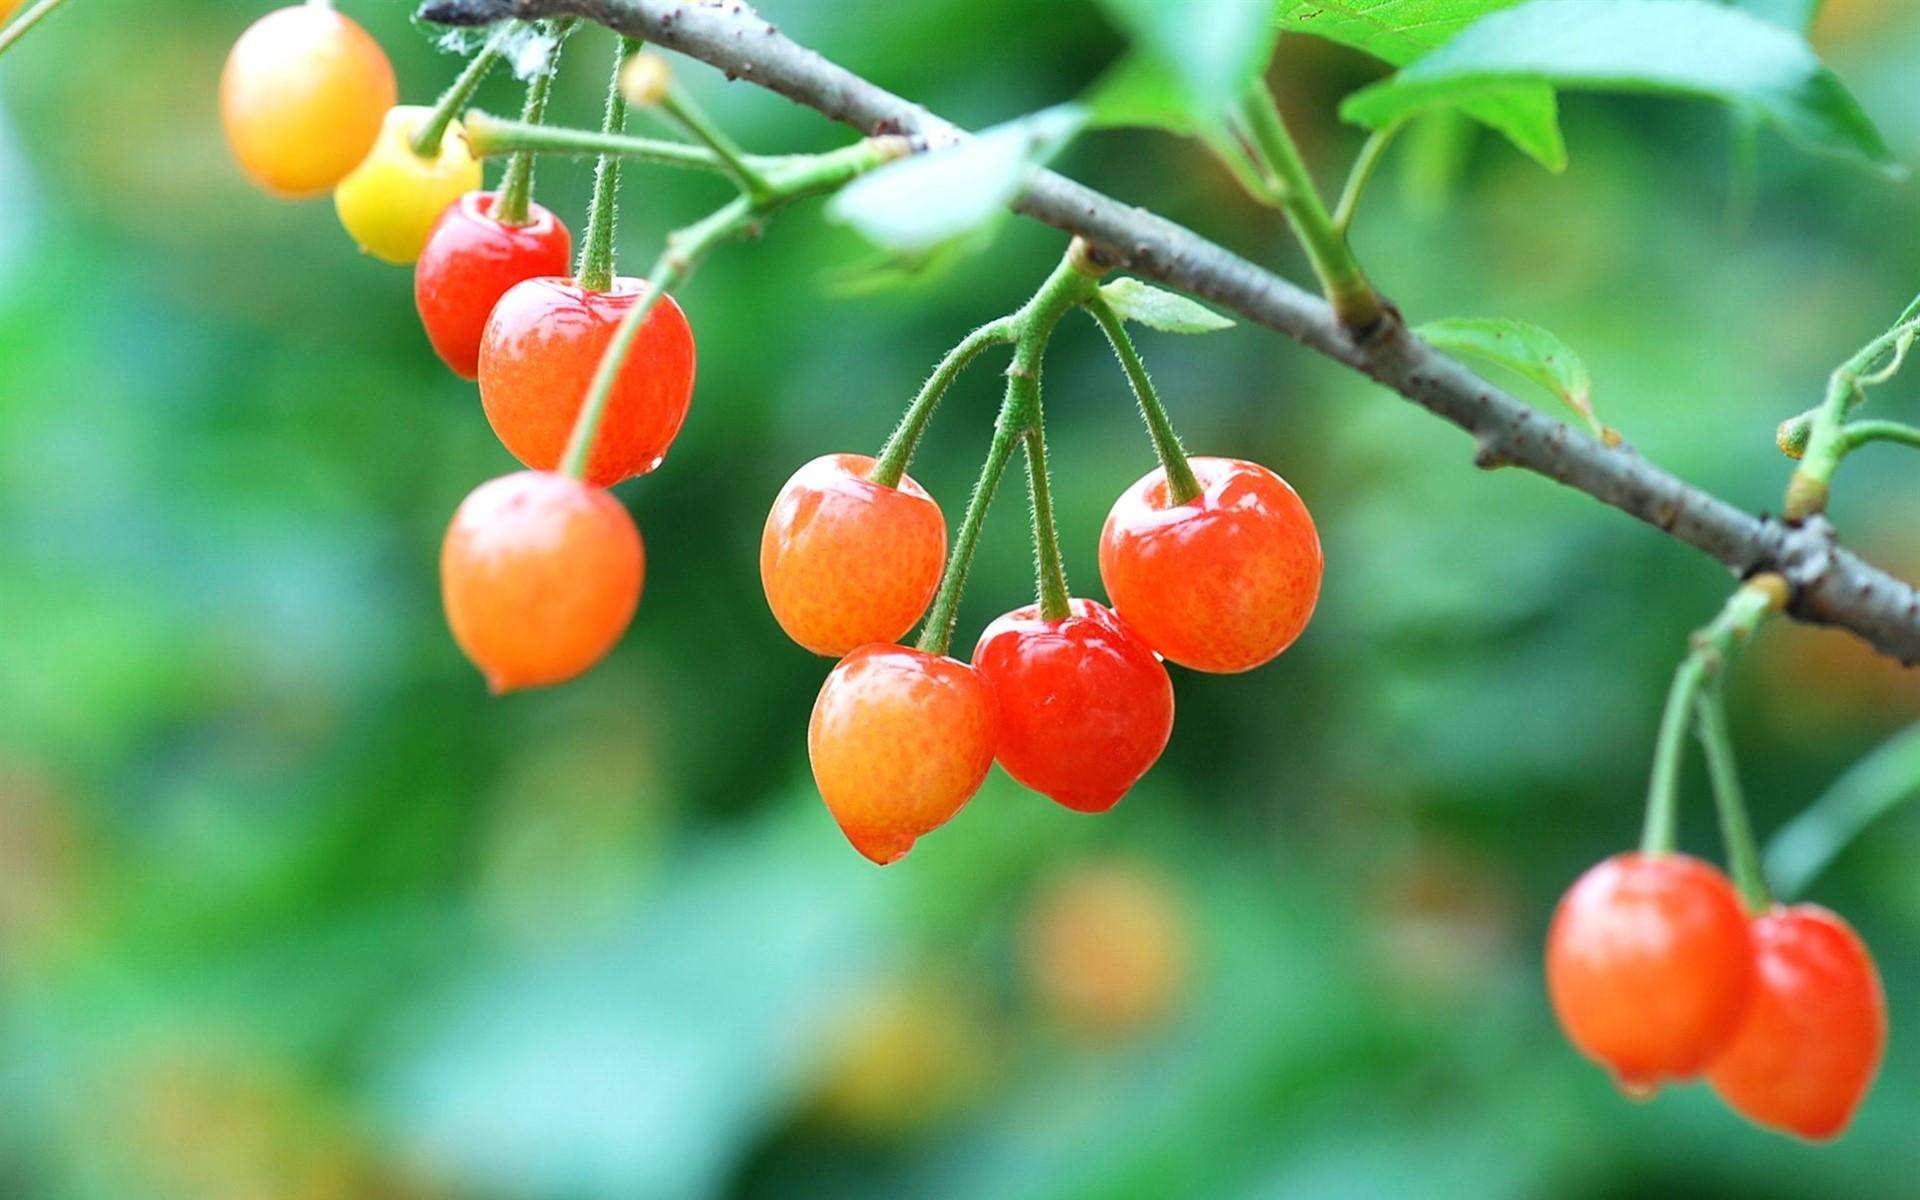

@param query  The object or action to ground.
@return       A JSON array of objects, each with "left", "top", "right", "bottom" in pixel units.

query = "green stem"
[
  {"left": 576, "top": 36, "right": 642, "bottom": 294},
  {"left": 1022, "top": 423, "right": 1071, "bottom": 621},
  {"left": 463, "top": 112, "right": 746, "bottom": 173},
  {"left": 1694, "top": 686, "right": 1771, "bottom": 911},
  {"left": 657, "top": 83, "right": 778, "bottom": 205},
  {"left": 410, "top": 21, "right": 517, "bottom": 158},
  {"left": 1231, "top": 81, "right": 1382, "bottom": 332},
  {"left": 558, "top": 137, "right": 903, "bottom": 480},
  {"left": 914, "top": 416, "right": 1022, "bottom": 658},
  {"left": 1641, "top": 578, "right": 1785, "bottom": 855},
  {"left": 1842, "top": 419, "right": 1920, "bottom": 454},
  {"left": 870, "top": 319, "right": 1016, "bottom": 489},
  {"left": 1783, "top": 295, "right": 1920, "bottom": 518},
  {"left": 0, "top": 0, "right": 75, "bottom": 58},
  {"left": 1083, "top": 294, "right": 1202, "bottom": 506},
  {"left": 493, "top": 19, "right": 573, "bottom": 226},
  {"left": 1332, "top": 120, "right": 1405, "bottom": 237}
]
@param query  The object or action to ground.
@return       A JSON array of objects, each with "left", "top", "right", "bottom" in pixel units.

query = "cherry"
[
  {"left": 477, "top": 276, "right": 697, "bottom": 487},
  {"left": 1707, "top": 904, "right": 1886, "bottom": 1140},
  {"left": 415, "top": 192, "right": 574, "bottom": 380},
  {"left": 334, "top": 105, "right": 483, "bottom": 266},
  {"left": 760, "top": 454, "right": 946, "bottom": 657},
  {"left": 1098, "top": 456, "right": 1322, "bottom": 674},
  {"left": 220, "top": 5, "right": 396, "bottom": 199},
  {"left": 1022, "top": 862, "right": 1190, "bottom": 1037},
  {"left": 972, "top": 598, "right": 1173, "bottom": 812},
  {"left": 808, "top": 644, "right": 997, "bottom": 865},
  {"left": 1546, "top": 852, "right": 1755, "bottom": 1093},
  {"left": 440, "top": 471, "right": 643, "bottom": 693}
]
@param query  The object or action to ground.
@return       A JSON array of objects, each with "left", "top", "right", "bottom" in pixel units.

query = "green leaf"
[
  {"left": 1086, "top": 52, "right": 1197, "bottom": 135},
  {"left": 1273, "top": 1, "right": 1565, "bottom": 168},
  {"left": 1416, "top": 316, "right": 1607, "bottom": 439},
  {"left": 1098, "top": 279, "right": 1236, "bottom": 334},
  {"left": 1342, "top": 0, "right": 1900, "bottom": 177},
  {"left": 1720, "top": 0, "right": 1822, "bottom": 32},
  {"left": 1092, "top": 0, "right": 1280, "bottom": 129},
  {"left": 1767, "top": 723, "right": 1920, "bottom": 899},
  {"left": 827, "top": 105, "right": 1085, "bottom": 256}
]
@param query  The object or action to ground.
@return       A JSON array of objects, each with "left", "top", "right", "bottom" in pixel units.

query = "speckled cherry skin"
[
  {"left": 415, "top": 192, "right": 573, "bottom": 380},
  {"left": 972, "top": 598, "right": 1173, "bottom": 812},
  {"left": 808, "top": 644, "right": 997, "bottom": 865},
  {"left": 441, "top": 471, "right": 644, "bottom": 693},
  {"left": 1546, "top": 853, "right": 1756, "bottom": 1093},
  {"left": 477, "top": 275, "right": 697, "bottom": 487},
  {"left": 761, "top": 454, "right": 946, "bottom": 657},
  {"left": 1098, "top": 456, "right": 1322, "bottom": 674},
  {"left": 1708, "top": 904, "right": 1886, "bottom": 1141},
  {"left": 220, "top": 4, "right": 396, "bottom": 198}
]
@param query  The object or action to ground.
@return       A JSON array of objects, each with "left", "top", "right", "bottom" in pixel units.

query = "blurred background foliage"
[{"left": 2, "top": 0, "right": 1920, "bottom": 1196}]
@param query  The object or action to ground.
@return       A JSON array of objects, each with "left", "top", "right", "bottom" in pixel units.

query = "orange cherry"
[
  {"left": 1098, "top": 456, "right": 1322, "bottom": 674},
  {"left": 761, "top": 454, "right": 947, "bottom": 657},
  {"left": 1708, "top": 904, "right": 1886, "bottom": 1140},
  {"left": 440, "top": 471, "right": 643, "bottom": 693},
  {"left": 807, "top": 644, "right": 997, "bottom": 865},
  {"left": 1546, "top": 853, "right": 1756, "bottom": 1093},
  {"left": 220, "top": 5, "right": 397, "bottom": 198}
]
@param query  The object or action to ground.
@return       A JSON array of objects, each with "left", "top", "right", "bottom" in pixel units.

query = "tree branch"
[{"left": 418, "top": 0, "right": 1920, "bottom": 666}]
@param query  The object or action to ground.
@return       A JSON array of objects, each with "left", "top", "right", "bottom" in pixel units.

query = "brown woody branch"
[{"left": 419, "top": 0, "right": 1920, "bottom": 665}]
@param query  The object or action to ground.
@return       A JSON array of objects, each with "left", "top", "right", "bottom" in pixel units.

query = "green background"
[{"left": 2, "top": 0, "right": 1919, "bottom": 1195}]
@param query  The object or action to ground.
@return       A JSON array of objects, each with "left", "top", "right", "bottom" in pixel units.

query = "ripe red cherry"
[
  {"left": 1708, "top": 904, "right": 1886, "bottom": 1140},
  {"left": 477, "top": 276, "right": 697, "bottom": 487},
  {"left": 808, "top": 644, "right": 997, "bottom": 865},
  {"left": 761, "top": 454, "right": 946, "bottom": 657},
  {"left": 441, "top": 471, "right": 644, "bottom": 693},
  {"left": 1546, "top": 853, "right": 1755, "bottom": 1093},
  {"left": 1098, "top": 456, "right": 1322, "bottom": 674},
  {"left": 972, "top": 598, "right": 1173, "bottom": 812},
  {"left": 415, "top": 192, "right": 573, "bottom": 380}
]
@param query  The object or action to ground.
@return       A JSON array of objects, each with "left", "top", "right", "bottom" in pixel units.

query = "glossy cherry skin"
[
  {"left": 808, "top": 644, "right": 997, "bottom": 865},
  {"left": 1098, "top": 457, "right": 1323, "bottom": 674},
  {"left": 477, "top": 276, "right": 697, "bottom": 487},
  {"left": 220, "top": 5, "right": 396, "bottom": 198},
  {"left": 415, "top": 192, "right": 573, "bottom": 380},
  {"left": 441, "top": 471, "right": 644, "bottom": 693},
  {"left": 761, "top": 454, "right": 946, "bottom": 657},
  {"left": 1708, "top": 904, "right": 1886, "bottom": 1140},
  {"left": 1546, "top": 853, "right": 1756, "bottom": 1093},
  {"left": 972, "top": 598, "right": 1173, "bottom": 812},
  {"left": 334, "top": 105, "right": 483, "bottom": 265}
]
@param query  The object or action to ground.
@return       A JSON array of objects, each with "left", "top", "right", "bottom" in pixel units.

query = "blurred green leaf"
[
  {"left": 1090, "top": 0, "right": 1279, "bottom": 130},
  {"left": 1767, "top": 722, "right": 1920, "bottom": 899},
  {"left": 1274, "top": 0, "right": 1565, "bottom": 168},
  {"left": 1098, "top": 279, "right": 1235, "bottom": 334},
  {"left": 827, "top": 105, "right": 1085, "bottom": 256},
  {"left": 1416, "top": 316, "right": 1604, "bottom": 438},
  {"left": 1341, "top": 0, "right": 1900, "bottom": 177},
  {"left": 1720, "top": 0, "right": 1822, "bottom": 31}
]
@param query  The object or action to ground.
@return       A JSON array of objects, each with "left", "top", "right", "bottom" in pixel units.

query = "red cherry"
[
  {"left": 1098, "top": 456, "right": 1322, "bottom": 674},
  {"left": 477, "top": 276, "right": 697, "bottom": 487},
  {"left": 1708, "top": 904, "right": 1886, "bottom": 1140},
  {"left": 761, "top": 454, "right": 947, "bottom": 657},
  {"left": 808, "top": 644, "right": 997, "bottom": 865},
  {"left": 972, "top": 598, "right": 1173, "bottom": 812},
  {"left": 1546, "top": 853, "right": 1755, "bottom": 1092},
  {"left": 415, "top": 192, "right": 573, "bottom": 380},
  {"left": 440, "top": 471, "right": 644, "bottom": 693}
]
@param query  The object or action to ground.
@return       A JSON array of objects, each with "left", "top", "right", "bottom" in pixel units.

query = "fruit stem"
[
  {"left": 870, "top": 318, "right": 1017, "bottom": 490},
  {"left": 1083, "top": 294, "right": 1202, "bottom": 507},
  {"left": 558, "top": 137, "right": 905, "bottom": 480},
  {"left": 1332, "top": 119, "right": 1406, "bottom": 238},
  {"left": 1782, "top": 292, "right": 1920, "bottom": 520},
  {"left": 1695, "top": 685, "right": 1773, "bottom": 911},
  {"left": 410, "top": 21, "right": 517, "bottom": 159},
  {"left": 644, "top": 64, "right": 779, "bottom": 207},
  {"left": 1230, "top": 80, "right": 1382, "bottom": 334},
  {"left": 1022, "top": 423, "right": 1072, "bottom": 623},
  {"left": 1640, "top": 576, "right": 1788, "bottom": 856},
  {"left": 0, "top": 0, "right": 74, "bottom": 57},
  {"left": 1841, "top": 418, "right": 1920, "bottom": 455},
  {"left": 494, "top": 18, "right": 574, "bottom": 227},
  {"left": 575, "top": 36, "right": 641, "bottom": 294},
  {"left": 463, "top": 112, "right": 755, "bottom": 174},
  {"left": 914, "top": 415, "right": 1022, "bottom": 658}
]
